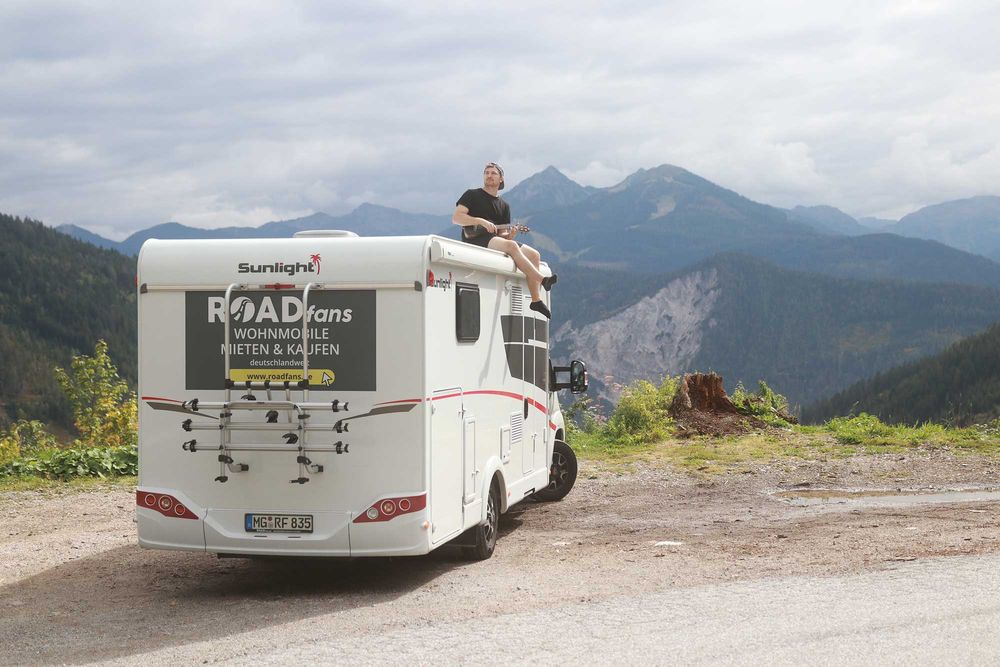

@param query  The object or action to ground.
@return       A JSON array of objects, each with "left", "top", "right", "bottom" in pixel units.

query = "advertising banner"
[{"left": 185, "top": 290, "right": 376, "bottom": 391}]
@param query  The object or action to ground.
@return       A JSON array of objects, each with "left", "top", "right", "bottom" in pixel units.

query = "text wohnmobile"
[{"left": 230, "top": 327, "right": 333, "bottom": 341}]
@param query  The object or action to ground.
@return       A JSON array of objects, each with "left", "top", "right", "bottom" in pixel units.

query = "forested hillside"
[
  {"left": 692, "top": 255, "right": 1000, "bottom": 405},
  {"left": 553, "top": 254, "right": 1000, "bottom": 409},
  {"left": 802, "top": 322, "right": 1000, "bottom": 425},
  {"left": 0, "top": 214, "right": 135, "bottom": 428}
]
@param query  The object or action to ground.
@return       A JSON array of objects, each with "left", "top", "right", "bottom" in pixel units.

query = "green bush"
[
  {"left": 732, "top": 380, "right": 793, "bottom": 426},
  {"left": 605, "top": 377, "right": 676, "bottom": 446},
  {"left": 55, "top": 340, "right": 137, "bottom": 449},
  {"left": 0, "top": 444, "right": 137, "bottom": 480},
  {"left": 0, "top": 420, "right": 59, "bottom": 466},
  {"left": 563, "top": 395, "right": 602, "bottom": 435},
  {"left": 0, "top": 434, "right": 17, "bottom": 467},
  {"left": 0, "top": 340, "right": 139, "bottom": 479},
  {"left": 825, "top": 413, "right": 894, "bottom": 445}
]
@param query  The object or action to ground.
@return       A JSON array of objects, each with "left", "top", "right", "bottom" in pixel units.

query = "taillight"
[
  {"left": 354, "top": 494, "right": 426, "bottom": 523},
  {"left": 136, "top": 491, "right": 198, "bottom": 520}
]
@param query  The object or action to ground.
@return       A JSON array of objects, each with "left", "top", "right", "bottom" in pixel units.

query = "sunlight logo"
[
  {"left": 237, "top": 255, "right": 318, "bottom": 276},
  {"left": 426, "top": 270, "right": 453, "bottom": 290}
]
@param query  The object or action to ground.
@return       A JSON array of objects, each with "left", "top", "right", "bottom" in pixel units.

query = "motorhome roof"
[{"left": 137, "top": 234, "right": 551, "bottom": 288}]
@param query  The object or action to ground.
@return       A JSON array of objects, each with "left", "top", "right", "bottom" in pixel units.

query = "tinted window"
[{"left": 456, "top": 283, "right": 480, "bottom": 342}]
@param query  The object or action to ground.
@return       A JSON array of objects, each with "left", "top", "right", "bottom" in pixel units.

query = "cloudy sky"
[{"left": 1, "top": 0, "right": 998, "bottom": 238}]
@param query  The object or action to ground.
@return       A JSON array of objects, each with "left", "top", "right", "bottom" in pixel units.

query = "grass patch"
[
  {"left": 823, "top": 414, "right": 1000, "bottom": 455},
  {"left": 573, "top": 424, "right": 1000, "bottom": 473},
  {"left": 567, "top": 380, "right": 1000, "bottom": 472}
]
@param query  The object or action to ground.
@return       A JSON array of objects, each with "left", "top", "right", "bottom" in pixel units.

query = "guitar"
[
  {"left": 499, "top": 223, "right": 531, "bottom": 234},
  {"left": 466, "top": 222, "right": 531, "bottom": 239}
]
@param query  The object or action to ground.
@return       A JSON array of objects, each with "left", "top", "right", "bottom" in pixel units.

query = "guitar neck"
[{"left": 501, "top": 223, "right": 531, "bottom": 233}]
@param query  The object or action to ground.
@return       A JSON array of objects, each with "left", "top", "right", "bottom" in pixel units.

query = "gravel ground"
[{"left": 1, "top": 451, "right": 998, "bottom": 665}]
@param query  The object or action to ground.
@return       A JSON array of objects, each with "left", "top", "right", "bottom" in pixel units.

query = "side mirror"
[
  {"left": 569, "top": 360, "right": 588, "bottom": 394},
  {"left": 551, "top": 360, "right": 588, "bottom": 394}
]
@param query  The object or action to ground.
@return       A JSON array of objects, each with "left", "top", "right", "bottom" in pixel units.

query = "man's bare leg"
[
  {"left": 521, "top": 244, "right": 557, "bottom": 291},
  {"left": 523, "top": 245, "right": 541, "bottom": 270},
  {"left": 489, "top": 237, "right": 544, "bottom": 301}
]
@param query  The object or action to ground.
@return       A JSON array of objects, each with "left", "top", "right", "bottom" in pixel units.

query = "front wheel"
[
  {"left": 532, "top": 439, "right": 577, "bottom": 502},
  {"left": 462, "top": 479, "right": 499, "bottom": 560}
]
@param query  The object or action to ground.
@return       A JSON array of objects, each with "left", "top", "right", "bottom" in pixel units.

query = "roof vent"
[{"left": 293, "top": 230, "right": 359, "bottom": 238}]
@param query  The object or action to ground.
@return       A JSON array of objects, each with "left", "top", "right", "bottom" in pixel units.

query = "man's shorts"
[
  {"left": 462, "top": 231, "right": 495, "bottom": 248},
  {"left": 461, "top": 232, "right": 523, "bottom": 249}
]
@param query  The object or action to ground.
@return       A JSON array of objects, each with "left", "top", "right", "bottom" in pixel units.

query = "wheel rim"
[
  {"left": 548, "top": 451, "right": 568, "bottom": 491},
  {"left": 484, "top": 489, "right": 497, "bottom": 545}
]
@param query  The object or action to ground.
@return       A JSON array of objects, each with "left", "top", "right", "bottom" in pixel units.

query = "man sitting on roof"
[{"left": 452, "top": 162, "right": 556, "bottom": 319}]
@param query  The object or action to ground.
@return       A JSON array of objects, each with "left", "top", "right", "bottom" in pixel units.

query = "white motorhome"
[{"left": 136, "top": 231, "right": 587, "bottom": 559}]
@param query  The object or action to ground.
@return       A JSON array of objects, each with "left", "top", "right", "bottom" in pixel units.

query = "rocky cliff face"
[{"left": 554, "top": 269, "right": 720, "bottom": 403}]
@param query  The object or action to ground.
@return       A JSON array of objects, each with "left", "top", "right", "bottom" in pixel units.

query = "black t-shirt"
[{"left": 456, "top": 188, "right": 511, "bottom": 239}]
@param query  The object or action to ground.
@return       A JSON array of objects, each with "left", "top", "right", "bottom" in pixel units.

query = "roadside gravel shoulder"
[{"left": 1, "top": 451, "right": 998, "bottom": 665}]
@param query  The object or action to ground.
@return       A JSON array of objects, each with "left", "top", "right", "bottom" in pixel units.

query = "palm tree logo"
[{"left": 310, "top": 253, "right": 322, "bottom": 275}]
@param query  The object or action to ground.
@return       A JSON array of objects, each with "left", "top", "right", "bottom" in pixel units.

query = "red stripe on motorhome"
[
  {"left": 141, "top": 396, "right": 182, "bottom": 403},
  {"left": 377, "top": 390, "right": 559, "bottom": 430}
]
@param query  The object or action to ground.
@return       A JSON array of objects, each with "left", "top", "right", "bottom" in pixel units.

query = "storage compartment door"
[
  {"left": 463, "top": 417, "right": 478, "bottom": 504},
  {"left": 430, "top": 388, "right": 464, "bottom": 543}
]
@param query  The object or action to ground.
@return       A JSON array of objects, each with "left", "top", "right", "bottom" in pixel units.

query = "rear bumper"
[
  {"left": 137, "top": 506, "right": 207, "bottom": 552},
  {"left": 349, "top": 510, "right": 432, "bottom": 556},
  {"left": 204, "top": 508, "right": 353, "bottom": 556},
  {"left": 136, "top": 497, "right": 434, "bottom": 557}
]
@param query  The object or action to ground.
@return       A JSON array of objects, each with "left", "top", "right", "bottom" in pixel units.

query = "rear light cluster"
[
  {"left": 353, "top": 493, "right": 427, "bottom": 523},
  {"left": 136, "top": 491, "right": 199, "bottom": 520}
]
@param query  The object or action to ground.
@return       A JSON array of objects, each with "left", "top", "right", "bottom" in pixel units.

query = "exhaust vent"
[
  {"left": 510, "top": 285, "right": 523, "bottom": 315},
  {"left": 510, "top": 411, "right": 523, "bottom": 444}
]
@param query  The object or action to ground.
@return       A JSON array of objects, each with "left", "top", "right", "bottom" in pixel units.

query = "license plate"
[{"left": 244, "top": 513, "right": 313, "bottom": 533}]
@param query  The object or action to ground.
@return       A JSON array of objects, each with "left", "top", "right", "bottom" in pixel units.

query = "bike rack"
[{"left": 179, "top": 282, "right": 350, "bottom": 484}]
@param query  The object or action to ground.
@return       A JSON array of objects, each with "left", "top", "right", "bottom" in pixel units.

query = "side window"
[{"left": 455, "top": 283, "right": 480, "bottom": 342}]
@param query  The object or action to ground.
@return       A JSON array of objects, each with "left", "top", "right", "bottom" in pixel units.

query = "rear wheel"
[
  {"left": 532, "top": 439, "right": 577, "bottom": 502},
  {"left": 462, "top": 479, "right": 500, "bottom": 560}
]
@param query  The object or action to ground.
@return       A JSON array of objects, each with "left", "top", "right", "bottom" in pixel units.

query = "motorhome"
[{"left": 136, "top": 231, "right": 587, "bottom": 559}]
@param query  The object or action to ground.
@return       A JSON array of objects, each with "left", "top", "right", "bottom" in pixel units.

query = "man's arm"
[{"left": 452, "top": 205, "right": 498, "bottom": 234}]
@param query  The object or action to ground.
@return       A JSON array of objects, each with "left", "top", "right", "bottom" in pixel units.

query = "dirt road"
[{"left": 1, "top": 452, "right": 998, "bottom": 665}]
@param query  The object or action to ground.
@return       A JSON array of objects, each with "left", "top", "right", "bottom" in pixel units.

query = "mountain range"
[
  {"left": 19, "top": 163, "right": 1000, "bottom": 425},
  {"left": 58, "top": 167, "right": 1000, "bottom": 289},
  {"left": 888, "top": 196, "right": 1000, "bottom": 263},
  {"left": 58, "top": 204, "right": 451, "bottom": 256}
]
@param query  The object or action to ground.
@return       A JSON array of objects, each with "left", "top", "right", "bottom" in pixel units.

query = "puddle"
[{"left": 773, "top": 488, "right": 1000, "bottom": 508}]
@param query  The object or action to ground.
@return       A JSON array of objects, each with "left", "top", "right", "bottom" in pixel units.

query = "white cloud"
[{"left": 0, "top": 0, "right": 998, "bottom": 233}]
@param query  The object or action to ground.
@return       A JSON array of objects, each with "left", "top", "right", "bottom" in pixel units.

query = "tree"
[{"left": 54, "top": 340, "right": 137, "bottom": 448}]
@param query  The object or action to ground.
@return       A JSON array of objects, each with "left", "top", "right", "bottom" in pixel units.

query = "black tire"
[
  {"left": 532, "top": 439, "right": 577, "bottom": 502},
  {"left": 462, "top": 479, "right": 500, "bottom": 560}
]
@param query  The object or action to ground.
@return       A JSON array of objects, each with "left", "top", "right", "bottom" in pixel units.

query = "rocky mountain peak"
[
  {"left": 607, "top": 164, "right": 691, "bottom": 195},
  {"left": 505, "top": 166, "right": 591, "bottom": 215}
]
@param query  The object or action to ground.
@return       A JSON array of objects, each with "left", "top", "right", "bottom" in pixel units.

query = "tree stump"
[
  {"left": 669, "top": 372, "right": 767, "bottom": 436},
  {"left": 670, "top": 372, "right": 739, "bottom": 414}
]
